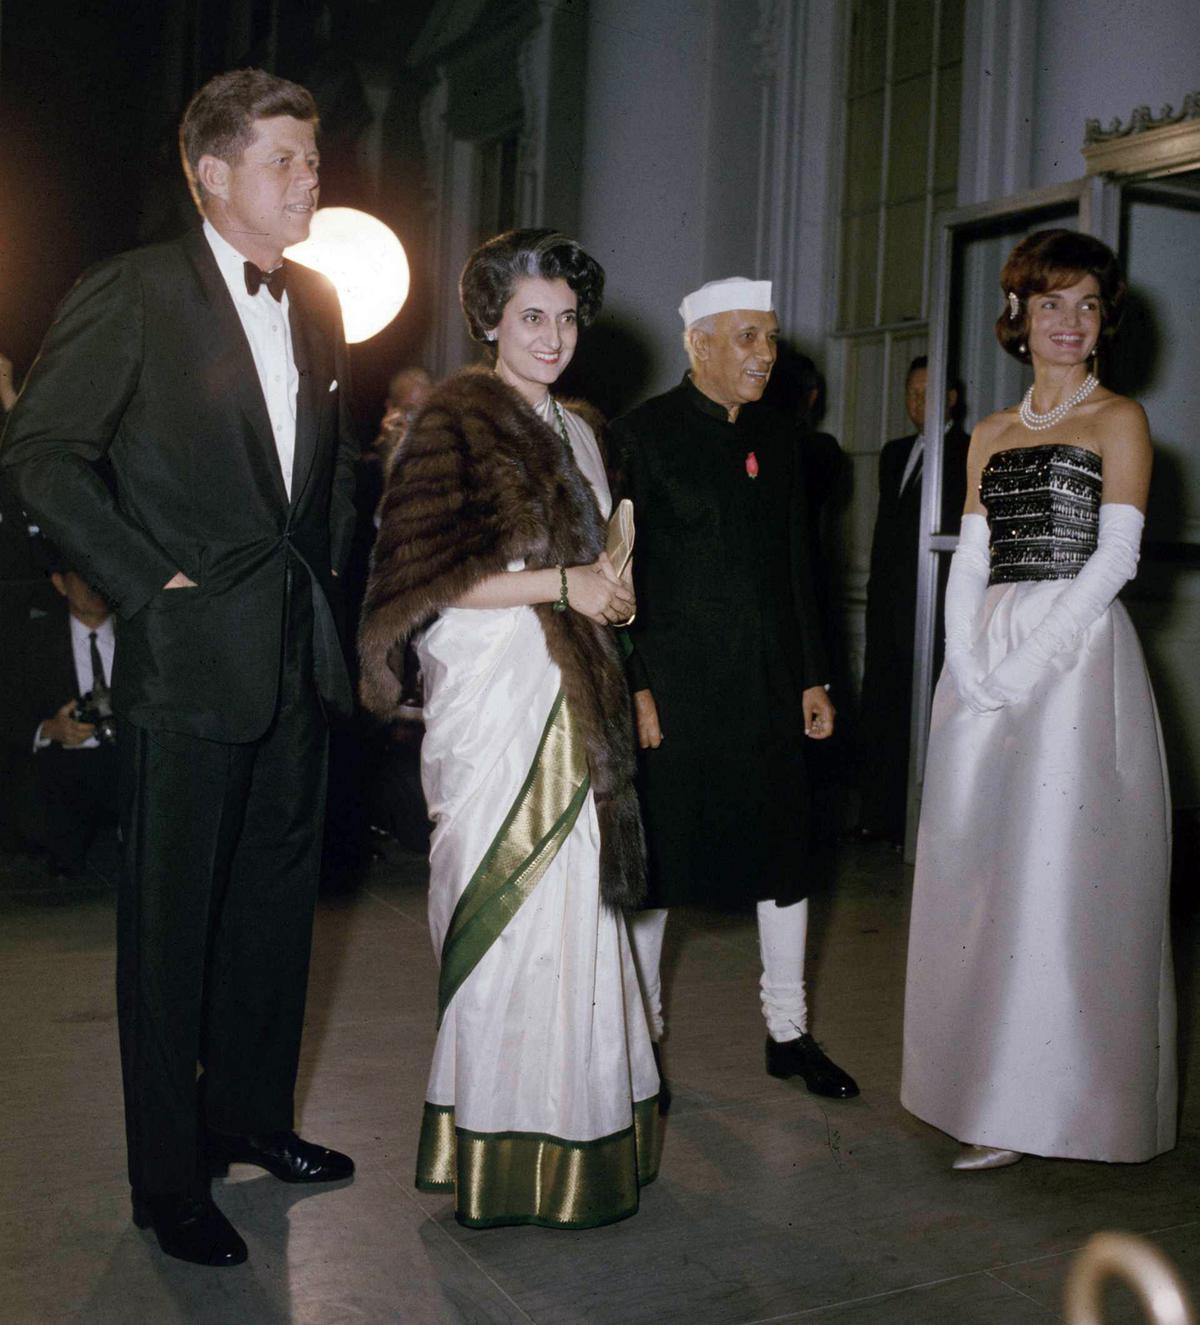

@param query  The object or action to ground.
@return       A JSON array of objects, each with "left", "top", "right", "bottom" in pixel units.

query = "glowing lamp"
[{"left": 285, "top": 207, "right": 409, "bottom": 343}]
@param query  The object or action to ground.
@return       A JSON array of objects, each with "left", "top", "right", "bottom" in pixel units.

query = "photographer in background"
[{"left": 0, "top": 552, "right": 118, "bottom": 876}]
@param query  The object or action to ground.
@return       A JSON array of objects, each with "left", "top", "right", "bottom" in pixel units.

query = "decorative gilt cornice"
[
  {"left": 1084, "top": 93, "right": 1200, "bottom": 144},
  {"left": 1083, "top": 92, "right": 1200, "bottom": 179}
]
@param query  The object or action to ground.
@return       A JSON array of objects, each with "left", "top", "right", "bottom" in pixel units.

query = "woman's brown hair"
[{"left": 995, "top": 228, "right": 1126, "bottom": 365}]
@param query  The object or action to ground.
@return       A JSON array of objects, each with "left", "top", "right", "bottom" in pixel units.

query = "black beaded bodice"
[{"left": 981, "top": 444, "right": 1102, "bottom": 584}]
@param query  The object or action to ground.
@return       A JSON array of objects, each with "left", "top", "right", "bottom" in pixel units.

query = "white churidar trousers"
[{"left": 629, "top": 899, "right": 808, "bottom": 1043}]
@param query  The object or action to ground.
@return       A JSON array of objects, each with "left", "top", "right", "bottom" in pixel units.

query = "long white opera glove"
[
  {"left": 943, "top": 513, "right": 998, "bottom": 713},
  {"left": 979, "top": 503, "right": 1144, "bottom": 708}
]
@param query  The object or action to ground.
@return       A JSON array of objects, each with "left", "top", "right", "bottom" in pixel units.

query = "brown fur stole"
[{"left": 359, "top": 368, "right": 645, "bottom": 911}]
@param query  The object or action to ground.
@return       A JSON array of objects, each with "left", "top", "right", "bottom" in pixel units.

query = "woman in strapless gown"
[{"left": 901, "top": 229, "right": 1176, "bottom": 1170}]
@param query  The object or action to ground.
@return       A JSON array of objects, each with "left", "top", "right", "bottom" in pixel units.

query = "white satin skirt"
[{"left": 901, "top": 582, "right": 1176, "bottom": 1162}]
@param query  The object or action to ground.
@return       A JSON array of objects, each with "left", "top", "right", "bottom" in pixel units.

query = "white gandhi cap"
[{"left": 679, "top": 276, "right": 773, "bottom": 328}]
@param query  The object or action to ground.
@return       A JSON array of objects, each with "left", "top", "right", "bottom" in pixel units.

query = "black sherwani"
[
  {"left": 612, "top": 376, "right": 829, "bottom": 909},
  {"left": 0, "top": 229, "right": 357, "bottom": 1198},
  {"left": 858, "top": 425, "right": 969, "bottom": 837}
]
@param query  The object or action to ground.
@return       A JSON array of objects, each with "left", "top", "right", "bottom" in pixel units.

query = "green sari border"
[{"left": 437, "top": 689, "right": 589, "bottom": 1025}]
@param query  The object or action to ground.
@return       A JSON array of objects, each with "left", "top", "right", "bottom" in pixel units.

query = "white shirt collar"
[
  {"left": 69, "top": 612, "right": 113, "bottom": 640},
  {"left": 203, "top": 219, "right": 280, "bottom": 305}
]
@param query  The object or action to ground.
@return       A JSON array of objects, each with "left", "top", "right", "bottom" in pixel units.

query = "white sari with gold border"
[{"left": 413, "top": 399, "right": 659, "bottom": 1229}]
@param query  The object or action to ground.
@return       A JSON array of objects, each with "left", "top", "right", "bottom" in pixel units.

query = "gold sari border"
[
  {"left": 415, "top": 1097, "right": 661, "bottom": 1229},
  {"left": 437, "top": 688, "right": 589, "bottom": 1025}
]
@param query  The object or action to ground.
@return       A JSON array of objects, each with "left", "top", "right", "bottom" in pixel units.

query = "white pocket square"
[{"left": 328, "top": 379, "right": 338, "bottom": 393}]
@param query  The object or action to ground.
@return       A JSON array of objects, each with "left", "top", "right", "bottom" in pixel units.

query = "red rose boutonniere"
[{"left": 745, "top": 450, "right": 759, "bottom": 479}]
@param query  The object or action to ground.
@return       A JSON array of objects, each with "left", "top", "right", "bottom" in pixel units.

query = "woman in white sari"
[{"left": 360, "top": 230, "right": 659, "bottom": 1228}]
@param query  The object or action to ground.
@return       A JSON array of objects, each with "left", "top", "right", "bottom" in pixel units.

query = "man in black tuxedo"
[
  {"left": 0, "top": 69, "right": 356, "bottom": 1266},
  {"left": 858, "top": 355, "right": 969, "bottom": 845},
  {"left": 0, "top": 564, "right": 119, "bottom": 874}
]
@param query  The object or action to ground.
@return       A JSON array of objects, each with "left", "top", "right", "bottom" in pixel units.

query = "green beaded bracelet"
[{"left": 553, "top": 564, "right": 569, "bottom": 613}]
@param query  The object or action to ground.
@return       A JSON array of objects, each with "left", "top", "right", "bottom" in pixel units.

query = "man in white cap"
[{"left": 611, "top": 277, "right": 858, "bottom": 1102}]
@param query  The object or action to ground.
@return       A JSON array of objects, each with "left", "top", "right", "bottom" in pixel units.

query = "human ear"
[{"left": 197, "top": 154, "right": 230, "bottom": 201}]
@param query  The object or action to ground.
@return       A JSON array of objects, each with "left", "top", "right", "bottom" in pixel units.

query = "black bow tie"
[{"left": 244, "top": 261, "right": 286, "bottom": 301}]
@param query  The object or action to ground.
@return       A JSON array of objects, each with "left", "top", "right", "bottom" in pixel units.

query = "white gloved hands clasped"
[{"left": 975, "top": 503, "right": 1143, "bottom": 708}]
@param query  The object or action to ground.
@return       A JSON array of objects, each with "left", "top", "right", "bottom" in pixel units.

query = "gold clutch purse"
[
  {"left": 605, "top": 498, "right": 635, "bottom": 625},
  {"left": 606, "top": 498, "right": 635, "bottom": 577}
]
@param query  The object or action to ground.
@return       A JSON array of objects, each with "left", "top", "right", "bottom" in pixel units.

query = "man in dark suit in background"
[
  {"left": 0, "top": 560, "right": 119, "bottom": 875},
  {"left": 858, "top": 355, "right": 969, "bottom": 846},
  {"left": 1, "top": 69, "right": 357, "bottom": 1266}
]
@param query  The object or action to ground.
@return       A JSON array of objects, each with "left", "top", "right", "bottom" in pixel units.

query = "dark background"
[{"left": 0, "top": 0, "right": 439, "bottom": 435}]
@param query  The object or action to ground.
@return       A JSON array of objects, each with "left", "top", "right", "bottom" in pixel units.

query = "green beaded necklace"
[
  {"left": 550, "top": 396, "right": 570, "bottom": 447},
  {"left": 550, "top": 396, "right": 571, "bottom": 612}
]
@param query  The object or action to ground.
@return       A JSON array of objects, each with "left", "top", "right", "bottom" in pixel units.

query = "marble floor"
[{"left": 1, "top": 836, "right": 1196, "bottom": 1325}]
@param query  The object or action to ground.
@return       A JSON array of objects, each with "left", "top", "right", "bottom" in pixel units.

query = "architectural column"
[
  {"left": 957, "top": 0, "right": 1036, "bottom": 205},
  {"left": 751, "top": 0, "right": 846, "bottom": 349}
]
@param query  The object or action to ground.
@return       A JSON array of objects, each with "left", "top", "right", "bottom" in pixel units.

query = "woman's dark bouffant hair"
[
  {"left": 459, "top": 229, "right": 605, "bottom": 344},
  {"left": 995, "top": 228, "right": 1126, "bottom": 365}
]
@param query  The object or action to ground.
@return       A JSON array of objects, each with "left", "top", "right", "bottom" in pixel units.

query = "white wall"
[
  {"left": 574, "top": 0, "right": 843, "bottom": 410},
  {"left": 959, "top": 0, "right": 1200, "bottom": 198},
  {"left": 1031, "top": 0, "right": 1200, "bottom": 187},
  {"left": 576, "top": 0, "right": 719, "bottom": 401}
]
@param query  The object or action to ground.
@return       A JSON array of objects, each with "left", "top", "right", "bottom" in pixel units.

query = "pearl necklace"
[{"left": 1019, "top": 373, "right": 1098, "bottom": 431}]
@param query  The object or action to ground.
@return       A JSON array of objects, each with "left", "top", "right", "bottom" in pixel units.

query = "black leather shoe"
[
  {"left": 208, "top": 1129, "right": 355, "bottom": 1183},
  {"left": 766, "top": 1033, "right": 860, "bottom": 1099},
  {"left": 132, "top": 1193, "right": 247, "bottom": 1267}
]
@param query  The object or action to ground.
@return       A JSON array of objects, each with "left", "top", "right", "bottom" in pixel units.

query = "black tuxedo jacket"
[
  {"left": 864, "top": 424, "right": 969, "bottom": 657},
  {"left": 0, "top": 229, "right": 357, "bottom": 742}
]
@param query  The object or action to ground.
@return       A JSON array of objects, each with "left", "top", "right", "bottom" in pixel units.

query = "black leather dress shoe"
[
  {"left": 132, "top": 1193, "right": 247, "bottom": 1267},
  {"left": 766, "top": 1033, "right": 860, "bottom": 1099},
  {"left": 208, "top": 1129, "right": 355, "bottom": 1183}
]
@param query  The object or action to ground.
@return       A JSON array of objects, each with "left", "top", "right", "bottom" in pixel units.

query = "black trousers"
[
  {"left": 33, "top": 743, "right": 120, "bottom": 870},
  {"left": 115, "top": 585, "right": 328, "bottom": 1197}
]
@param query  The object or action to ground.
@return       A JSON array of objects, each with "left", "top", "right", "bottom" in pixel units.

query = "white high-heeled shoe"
[{"left": 952, "top": 1143, "right": 1024, "bottom": 1171}]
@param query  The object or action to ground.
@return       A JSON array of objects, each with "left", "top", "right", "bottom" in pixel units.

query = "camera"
[{"left": 73, "top": 682, "right": 117, "bottom": 746}]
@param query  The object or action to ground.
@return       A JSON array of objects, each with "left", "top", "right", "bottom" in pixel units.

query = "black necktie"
[
  {"left": 89, "top": 630, "right": 106, "bottom": 690},
  {"left": 244, "top": 261, "right": 286, "bottom": 301},
  {"left": 899, "top": 450, "right": 922, "bottom": 496}
]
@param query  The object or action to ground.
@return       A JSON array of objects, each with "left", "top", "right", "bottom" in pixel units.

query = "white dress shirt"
[
  {"left": 203, "top": 220, "right": 299, "bottom": 498},
  {"left": 898, "top": 434, "right": 924, "bottom": 495},
  {"left": 34, "top": 614, "right": 115, "bottom": 752},
  {"left": 898, "top": 421, "right": 955, "bottom": 496}
]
